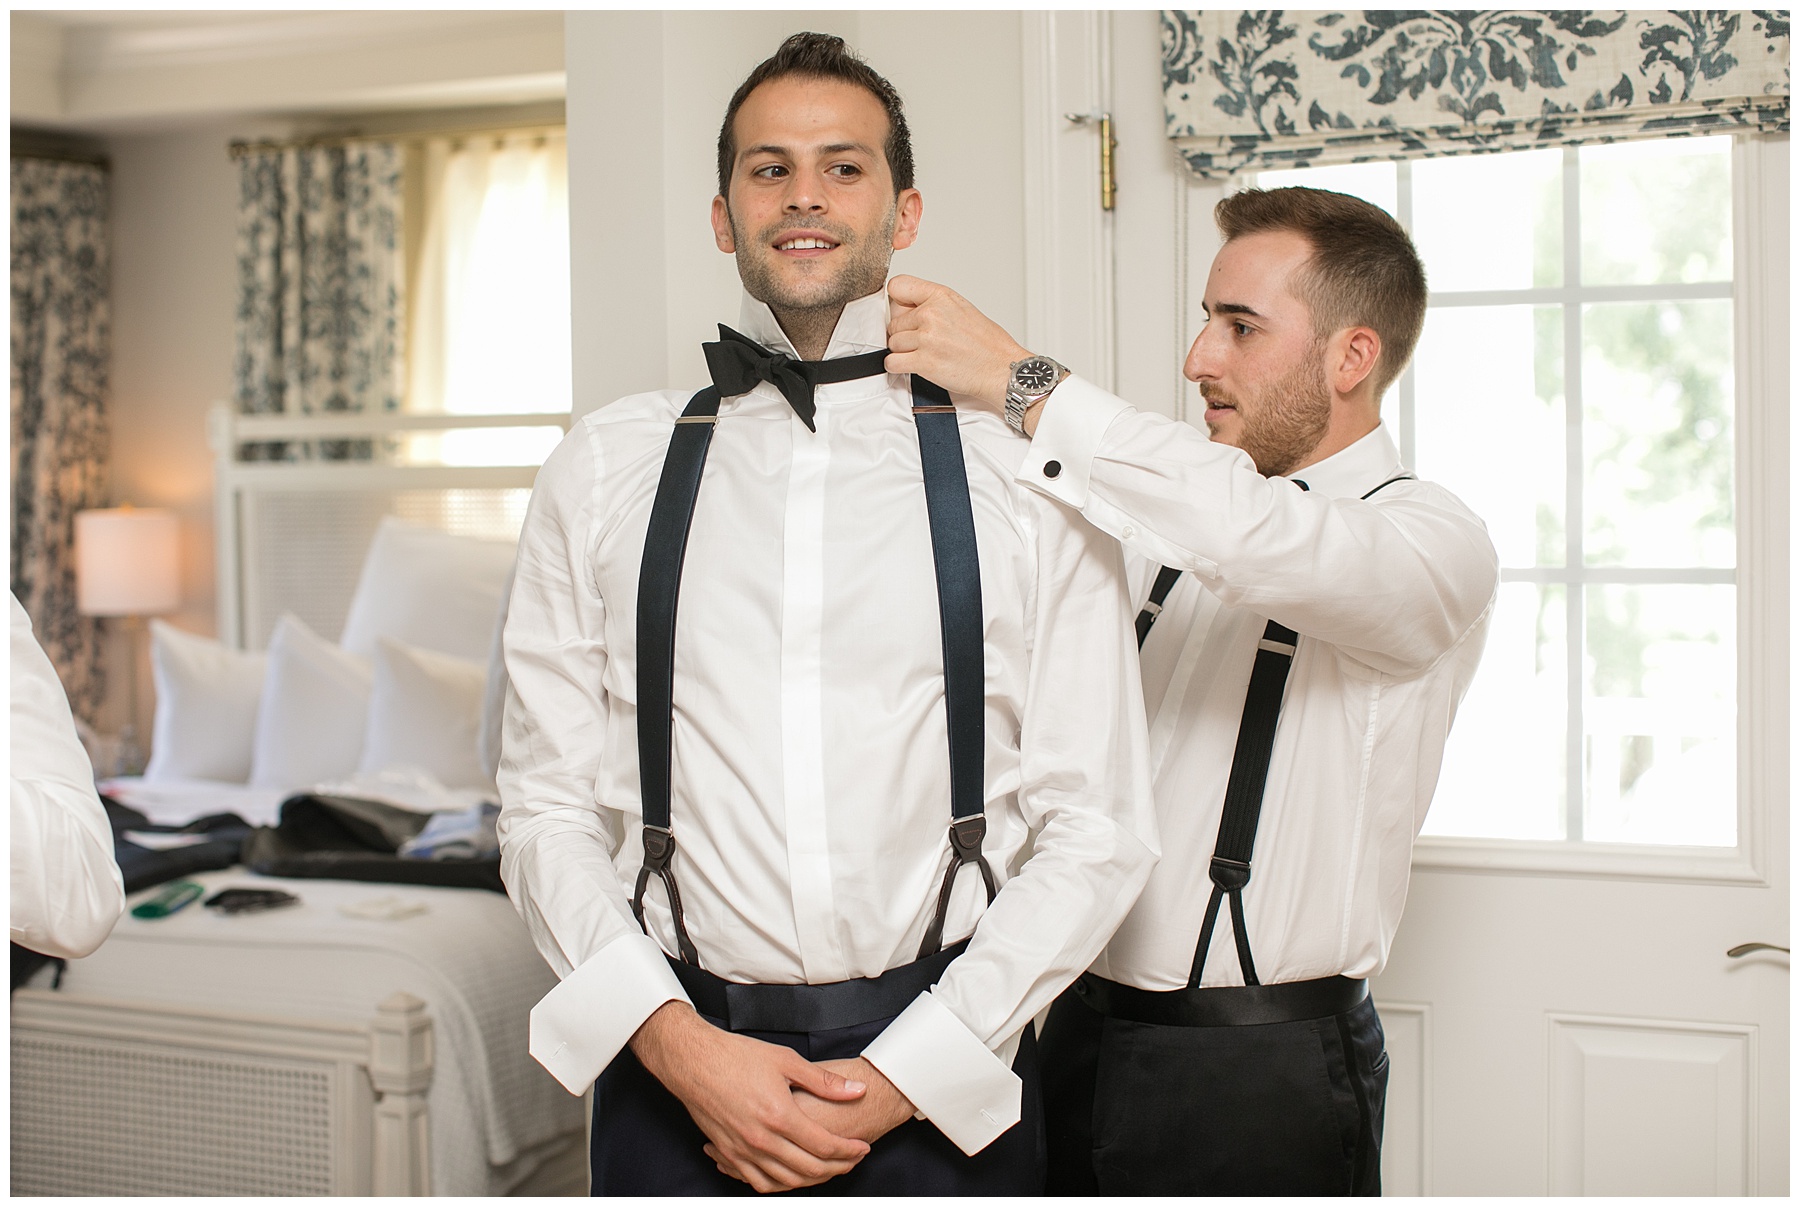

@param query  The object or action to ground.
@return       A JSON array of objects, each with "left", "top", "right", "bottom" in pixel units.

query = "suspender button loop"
[
  {"left": 642, "top": 825, "right": 676, "bottom": 869},
  {"left": 1209, "top": 856, "right": 1251, "bottom": 891},
  {"left": 949, "top": 815, "right": 987, "bottom": 859}
]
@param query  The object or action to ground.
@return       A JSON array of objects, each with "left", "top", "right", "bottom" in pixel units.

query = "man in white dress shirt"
[
  {"left": 11, "top": 593, "right": 127, "bottom": 965},
  {"left": 497, "top": 33, "right": 1156, "bottom": 1195},
  {"left": 886, "top": 185, "right": 1499, "bottom": 1194}
]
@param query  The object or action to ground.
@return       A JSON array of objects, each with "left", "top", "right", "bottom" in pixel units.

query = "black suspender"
[
  {"left": 1134, "top": 565, "right": 1184, "bottom": 649},
  {"left": 1129, "top": 471, "right": 1416, "bottom": 987},
  {"left": 910, "top": 376, "right": 999, "bottom": 960},
  {"left": 631, "top": 367, "right": 996, "bottom": 970}
]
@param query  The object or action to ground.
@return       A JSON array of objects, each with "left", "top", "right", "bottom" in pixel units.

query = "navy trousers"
[
  {"left": 590, "top": 1011, "right": 1046, "bottom": 1195},
  {"left": 1039, "top": 988, "right": 1387, "bottom": 1196}
]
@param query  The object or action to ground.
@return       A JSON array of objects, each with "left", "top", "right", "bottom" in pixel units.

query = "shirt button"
[
  {"left": 1044, "top": 460, "right": 1062, "bottom": 479},
  {"left": 1122, "top": 525, "right": 1136, "bottom": 540}
]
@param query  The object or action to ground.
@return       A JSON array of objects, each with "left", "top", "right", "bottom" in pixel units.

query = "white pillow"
[
  {"left": 358, "top": 637, "right": 491, "bottom": 791},
  {"left": 144, "top": 620, "right": 267, "bottom": 783},
  {"left": 248, "top": 614, "right": 373, "bottom": 790},
  {"left": 338, "top": 516, "right": 517, "bottom": 662}
]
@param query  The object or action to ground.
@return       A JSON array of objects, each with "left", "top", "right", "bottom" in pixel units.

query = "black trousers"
[
  {"left": 1039, "top": 986, "right": 1387, "bottom": 1196},
  {"left": 590, "top": 1010, "right": 1046, "bottom": 1195}
]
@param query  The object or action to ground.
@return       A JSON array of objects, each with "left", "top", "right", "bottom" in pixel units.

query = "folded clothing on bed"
[
  {"left": 102, "top": 797, "right": 252, "bottom": 895},
  {"left": 242, "top": 793, "right": 504, "bottom": 892}
]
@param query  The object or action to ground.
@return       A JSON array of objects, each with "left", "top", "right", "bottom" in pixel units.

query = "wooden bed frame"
[{"left": 9, "top": 405, "right": 580, "bottom": 1197}]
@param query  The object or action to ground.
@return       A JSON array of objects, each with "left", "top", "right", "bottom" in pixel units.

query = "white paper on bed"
[{"left": 63, "top": 869, "right": 582, "bottom": 1195}]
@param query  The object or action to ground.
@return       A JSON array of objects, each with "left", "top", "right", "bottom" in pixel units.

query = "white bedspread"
[{"left": 60, "top": 869, "right": 583, "bottom": 1195}]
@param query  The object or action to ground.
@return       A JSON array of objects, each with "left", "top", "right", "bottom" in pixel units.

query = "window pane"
[
  {"left": 1254, "top": 161, "right": 1397, "bottom": 216},
  {"left": 1583, "top": 300, "right": 1735, "bottom": 568},
  {"left": 1413, "top": 149, "right": 1561, "bottom": 291},
  {"left": 1580, "top": 136, "right": 1732, "bottom": 286},
  {"left": 1425, "top": 583, "right": 1566, "bottom": 840},
  {"left": 1412, "top": 305, "right": 1564, "bottom": 567},
  {"left": 1584, "top": 585, "right": 1736, "bottom": 846}
]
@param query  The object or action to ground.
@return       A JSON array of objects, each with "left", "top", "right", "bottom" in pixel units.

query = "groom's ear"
[{"left": 711, "top": 195, "right": 736, "bottom": 254}]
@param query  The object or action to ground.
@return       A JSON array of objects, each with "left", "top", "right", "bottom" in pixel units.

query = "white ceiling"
[{"left": 12, "top": 10, "right": 566, "bottom": 134}]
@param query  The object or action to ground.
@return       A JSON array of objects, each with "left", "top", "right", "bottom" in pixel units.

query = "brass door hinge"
[{"left": 1064, "top": 111, "right": 1116, "bottom": 211}]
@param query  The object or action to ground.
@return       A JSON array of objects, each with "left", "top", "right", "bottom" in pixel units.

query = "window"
[
  {"left": 406, "top": 129, "right": 570, "bottom": 468},
  {"left": 1258, "top": 136, "right": 1742, "bottom": 850}
]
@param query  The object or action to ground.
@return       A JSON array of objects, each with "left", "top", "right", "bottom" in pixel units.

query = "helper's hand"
[
  {"left": 790, "top": 1057, "right": 917, "bottom": 1145},
  {"left": 630, "top": 1001, "right": 872, "bottom": 1192},
  {"left": 886, "top": 276, "right": 1032, "bottom": 412}
]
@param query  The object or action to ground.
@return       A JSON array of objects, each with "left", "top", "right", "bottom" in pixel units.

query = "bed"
[{"left": 9, "top": 405, "right": 585, "bottom": 1196}]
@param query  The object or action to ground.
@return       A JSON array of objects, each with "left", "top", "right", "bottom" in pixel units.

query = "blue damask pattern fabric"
[
  {"left": 1162, "top": 10, "right": 1790, "bottom": 177},
  {"left": 233, "top": 142, "right": 403, "bottom": 460},
  {"left": 10, "top": 156, "right": 111, "bottom": 720}
]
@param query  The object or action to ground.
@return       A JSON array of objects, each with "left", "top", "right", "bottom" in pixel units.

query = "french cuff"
[
  {"left": 528, "top": 930, "right": 688, "bottom": 1095},
  {"left": 1019, "top": 374, "right": 1132, "bottom": 509},
  {"left": 860, "top": 989, "right": 1022, "bottom": 1156}
]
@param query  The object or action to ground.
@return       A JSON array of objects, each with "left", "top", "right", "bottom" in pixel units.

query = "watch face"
[{"left": 1014, "top": 359, "right": 1059, "bottom": 392}]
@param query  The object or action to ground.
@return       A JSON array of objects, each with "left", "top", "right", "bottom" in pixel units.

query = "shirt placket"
[{"left": 779, "top": 386, "right": 850, "bottom": 984}]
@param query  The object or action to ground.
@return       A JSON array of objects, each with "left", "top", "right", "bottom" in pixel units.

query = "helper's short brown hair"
[
  {"left": 717, "top": 32, "right": 915, "bottom": 197},
  {"left": 1215, "top": 186, "right": 1428, "bottom": 400}
]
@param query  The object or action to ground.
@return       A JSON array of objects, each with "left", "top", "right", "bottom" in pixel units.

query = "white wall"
[{"left": 566, "top": 11, "right": 1027, "bottom": 416}]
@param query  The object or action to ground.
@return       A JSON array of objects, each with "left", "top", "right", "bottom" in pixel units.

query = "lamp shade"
[{"left": 74, "top": 507, "right": 180, "bottom": 617}]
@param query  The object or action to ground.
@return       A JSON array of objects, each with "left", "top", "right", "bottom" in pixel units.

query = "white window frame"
[{"left": 1407, "top": 134, "right": 1787, "bottom": 886}]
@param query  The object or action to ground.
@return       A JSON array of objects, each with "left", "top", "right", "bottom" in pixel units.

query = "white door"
[{"left": 1041, "top": 11, "right": 1789, "bottom": 1195}]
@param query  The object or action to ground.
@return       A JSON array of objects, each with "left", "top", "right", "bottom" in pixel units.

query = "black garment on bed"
[
  {"left": 103, "top": 797, "right": 251, "bottom": 894},
  {"left": 241, "top": 793, "right": 504, "bottom": 893}
]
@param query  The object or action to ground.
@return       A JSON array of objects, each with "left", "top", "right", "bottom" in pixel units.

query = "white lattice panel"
[
  {"left": 11, "top": 1034, "right": 346, "bottom": 1195},
  {"left": 240, "top": 487, "right": 530, "bottom": 650}
]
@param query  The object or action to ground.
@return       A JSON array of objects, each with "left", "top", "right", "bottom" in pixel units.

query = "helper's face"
[
  {"left": 1185, "top": 230, "right": 1334, "bottom": 478},
  {"left": 711, "top": 75, "right": 922, "bottom": 315}
]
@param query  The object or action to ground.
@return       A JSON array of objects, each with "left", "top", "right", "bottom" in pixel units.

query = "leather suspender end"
[
  {"left": 641, "top": 825, "right": 675, "bottom": 868},
  {"left": 1209, "top": 856, "right": 1251, "bottom": 891}
]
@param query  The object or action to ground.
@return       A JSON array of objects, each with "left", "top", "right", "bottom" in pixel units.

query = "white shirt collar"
[
  {"left": 1285, "top": 424, "right": 1407, "bottom": 500},
  {"left": 736, "top": 288, "right": 890, "bottom": 360}
]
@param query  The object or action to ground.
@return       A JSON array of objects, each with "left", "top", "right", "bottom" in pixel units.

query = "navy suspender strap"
[
  {"left": 1187, "top": 611, "right": 1298, "bottom": 987},
  {"left": 910, "top": 375, "right": 998, "bottom": 960},
  {"left": 1179, "top": 470, "right": 1417, "bottom": 987},
  {"left": 631, "top": 369, "right": 995, "bottom": 970},
  {"left": 1135, "top": 565, "right": 1184, "bottom": 649},
  {"left": 631, "top": 384, "right": 722, "bottom": 968}
]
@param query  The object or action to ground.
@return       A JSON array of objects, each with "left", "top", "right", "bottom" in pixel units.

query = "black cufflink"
[{"left": 1044, "top": 460, "right": 1062, "bottom": 479}]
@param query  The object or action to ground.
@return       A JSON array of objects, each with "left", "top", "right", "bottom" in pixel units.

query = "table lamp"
[{"left": 74, "top": 505, "right": 179, "bottom": 775}]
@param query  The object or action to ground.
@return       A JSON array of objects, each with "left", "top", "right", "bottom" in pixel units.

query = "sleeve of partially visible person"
[
  {"left": 9, "top": 593, "right": 126, "bottom": 960},
  {"left": 495, "top": 421, "right": 689, "bottom": 1096},
  {"left": 860, "top": 485, "right": 1160, "bottom": 1156},
  {"left": 1020, "top": 376, "right": 1500, "bottom": 677}
]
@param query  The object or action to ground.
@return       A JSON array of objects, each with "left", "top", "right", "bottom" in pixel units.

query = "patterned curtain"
[
  {"left": 10, "top": 156, "right": 111, "bottom": 721},
  {"left": 233, "top": 141, "right": 403, "bottom": 460},
  {"left": 1162, "top": 10, "right": 1791, "bottom": 178}
]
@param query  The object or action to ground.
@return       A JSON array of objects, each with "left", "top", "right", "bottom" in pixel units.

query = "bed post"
[{"left": 370, "top": 992, "right": 434, "bottom": 1195}]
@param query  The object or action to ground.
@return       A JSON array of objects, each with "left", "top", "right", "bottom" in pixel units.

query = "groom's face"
[{"left": 712, "top": 74, "right": 922, "bottom": 314}]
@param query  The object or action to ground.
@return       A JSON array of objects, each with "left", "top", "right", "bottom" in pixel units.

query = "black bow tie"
[{"left": 701, "top": 325, "right": 891, "bottom": 431}]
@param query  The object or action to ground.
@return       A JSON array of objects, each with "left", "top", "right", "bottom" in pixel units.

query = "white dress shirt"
[
  {"left": 497, "top": 292, "right": 1156, "bottom": 1154},
  {"left": 10, "top": 593, "right": 126, "bottom": 960},
  {"left": 1023, "top": 377, "right": 1498, "bottom": 990}
]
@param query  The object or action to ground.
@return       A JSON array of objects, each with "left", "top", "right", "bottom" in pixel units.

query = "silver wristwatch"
[{"left": 1003, "top": 355, "right": 1069, "bottom": 435}]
